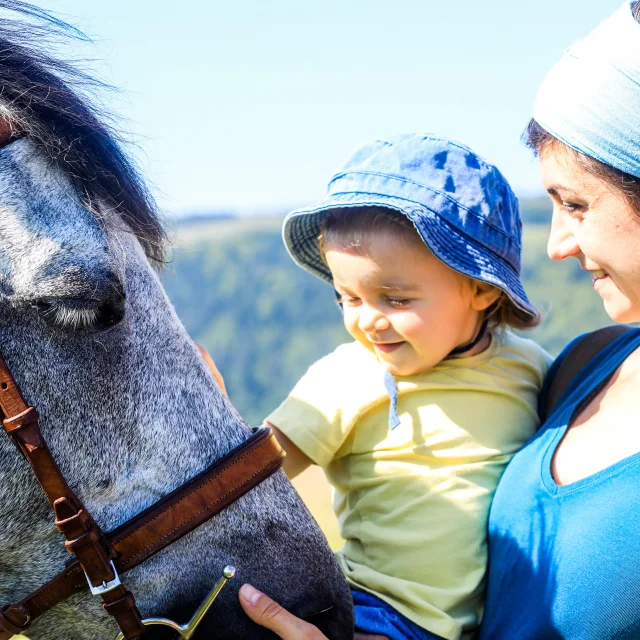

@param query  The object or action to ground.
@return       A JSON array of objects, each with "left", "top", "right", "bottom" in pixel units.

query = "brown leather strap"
[
  {"left": 543, "top": 325, "right": 632, "bottom": 421},
  {"left": 0, "top": 425, "right": 284, "bottom": 638},
  {"left": 0, "top": 604, "right": 30, "bottom": 635},
  {"left": 0, "top": 354, "right": 145, "bottom": 639},
  {"left": 111, "top": 425, "right": 284, "bottom": 568}
]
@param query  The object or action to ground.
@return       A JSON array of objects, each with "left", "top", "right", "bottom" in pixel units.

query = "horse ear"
[{"left": 195, "top": 344, "right": 227, "bottom": 396}]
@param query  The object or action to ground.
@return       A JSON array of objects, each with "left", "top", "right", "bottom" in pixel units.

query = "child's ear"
[{"left": 470, "top": 281, "right": 502, "bottom": 311}]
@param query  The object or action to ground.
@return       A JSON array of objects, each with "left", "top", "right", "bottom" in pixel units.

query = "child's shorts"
[{"left": 352, "top": 590, "right": 445, "bottom": 640}]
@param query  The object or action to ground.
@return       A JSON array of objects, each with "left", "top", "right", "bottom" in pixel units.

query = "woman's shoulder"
[
  {"left": 546, "top": 325, "right": 640, "bottom": 390},
  {"left": 539, "top": 325, "right": 640, "bottom": 419}
]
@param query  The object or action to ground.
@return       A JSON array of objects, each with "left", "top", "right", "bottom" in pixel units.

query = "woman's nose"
[{"left": 547, "top": 210, "right": 580, "bottom": 261}]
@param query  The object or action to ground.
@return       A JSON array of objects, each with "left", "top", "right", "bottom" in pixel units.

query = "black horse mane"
[{"left": 0, "top": 1, "right": 166, "bottom": 264}]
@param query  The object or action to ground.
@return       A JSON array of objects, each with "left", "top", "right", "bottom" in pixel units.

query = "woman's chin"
[{"left": 603, "top": 299, "right": 640, "bottom": 324}]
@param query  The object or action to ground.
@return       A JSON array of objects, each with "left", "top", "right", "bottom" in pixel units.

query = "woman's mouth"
[
  {"left": 373, "top": 341, "right": 405, "bottom": 353},
  {"left": 591, "top": 269, "right": 609, "bottom": 282},
  {"left": 591, "top": 269, "right": 610, "bottom": 289}
]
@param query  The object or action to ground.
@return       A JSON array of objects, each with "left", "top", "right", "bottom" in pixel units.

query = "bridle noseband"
[{"left": 0, "top": 121, "right": 286, "bottom": 640}]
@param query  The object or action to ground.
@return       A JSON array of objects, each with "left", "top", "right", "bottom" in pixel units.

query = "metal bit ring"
[{"left": 114, "top": 565, "right": 236, "bottom": 640}]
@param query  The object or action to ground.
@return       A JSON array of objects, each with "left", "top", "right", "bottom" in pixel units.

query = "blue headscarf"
[{"left": 533, "top": 1, "right": 640, "bottom": 177}]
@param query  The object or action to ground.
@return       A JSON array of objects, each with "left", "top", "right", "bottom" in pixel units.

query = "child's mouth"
[{"left": 373, "top": 341, "right": 405, "bottom": 353}]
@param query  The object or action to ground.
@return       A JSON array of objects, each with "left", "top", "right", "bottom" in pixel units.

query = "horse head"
[{"left": 0, "top": 3, "right": 352, "bottom": 638}]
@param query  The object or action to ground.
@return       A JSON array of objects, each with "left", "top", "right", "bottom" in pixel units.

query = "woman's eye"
[{"left": 561, "top": 201, "right": 584, "bottom": 213}]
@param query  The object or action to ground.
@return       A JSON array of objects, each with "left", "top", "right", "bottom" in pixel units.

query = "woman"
[{"left": 236, "top": 1, "right": 640, "bottom": 637}]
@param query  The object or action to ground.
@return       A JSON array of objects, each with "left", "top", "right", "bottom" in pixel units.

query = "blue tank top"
[{"left": 480, "top": 328, "right": 640, "bottom": 639}]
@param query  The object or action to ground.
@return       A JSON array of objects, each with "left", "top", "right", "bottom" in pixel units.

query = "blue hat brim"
[{"left": 283, "top": 192, "right": 537, "bottom": 320}]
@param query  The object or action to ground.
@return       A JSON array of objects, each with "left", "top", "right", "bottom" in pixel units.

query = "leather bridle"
[{"left": 0, "top": 121, "right": 285, "bottom": 639}]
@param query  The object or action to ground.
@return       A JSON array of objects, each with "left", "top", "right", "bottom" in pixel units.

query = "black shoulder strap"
[{"left": 541, "top": 325, "right": 632, "bottom": 422}]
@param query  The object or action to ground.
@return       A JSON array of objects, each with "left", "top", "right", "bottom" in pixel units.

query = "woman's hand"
[
  {"left": 239, "top": 585, "right": 388, "bottom": 640},
  {"left": 195, "top": 344, "right": 227, "bottom": 396},
  {"left": 239, "top": 584, "right": 328, "bottom": 640}
]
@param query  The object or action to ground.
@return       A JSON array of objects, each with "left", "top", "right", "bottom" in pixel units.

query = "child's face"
[{"left": 326, "top": 235, "right": 495, "bottom": 376}]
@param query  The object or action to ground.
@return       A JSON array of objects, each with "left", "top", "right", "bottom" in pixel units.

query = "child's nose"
[{"left": 358, "top": 306, "right": 390, "bottom": 333}]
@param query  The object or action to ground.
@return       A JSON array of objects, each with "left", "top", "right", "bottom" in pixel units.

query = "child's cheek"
[
  {"left": 390, "top": 311, "right": 416, "bottom": 337},
  {"left": 342, "top": 308, "right": 358, "bottom": 337},
  {"left": 343, "top": 310, "right": 374, "bottom": 352}
]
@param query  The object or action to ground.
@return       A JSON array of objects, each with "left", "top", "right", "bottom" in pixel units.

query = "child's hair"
[
  {"left": 319, "top": 206, "right": 419, "bottom": 255},
  {"left": 318, "top": 207, "right": 540, "bottom": 331}
]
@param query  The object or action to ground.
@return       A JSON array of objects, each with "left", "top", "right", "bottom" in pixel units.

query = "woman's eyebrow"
[{"left": 546, "top": 183, "right": 580, "bottom": 196}]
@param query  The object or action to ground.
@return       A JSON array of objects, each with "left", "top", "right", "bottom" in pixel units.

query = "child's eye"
[
  {"left": 338, "top": 295, "right": 360, "bottom": 307},
  {"left": 387, "top": 298, "right": 411, "bottom": 308}
]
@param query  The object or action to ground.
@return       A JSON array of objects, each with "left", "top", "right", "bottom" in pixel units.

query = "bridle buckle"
[{"left": 86, "top": 560, "right": 122, "bottom": 596}]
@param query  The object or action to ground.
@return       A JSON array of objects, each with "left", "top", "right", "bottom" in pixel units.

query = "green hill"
[{"left": 162, "top": 201, "right": 611, "bottom": 426}]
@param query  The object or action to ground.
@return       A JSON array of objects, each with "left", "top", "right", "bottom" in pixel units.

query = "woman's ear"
[{"left": 470, "top": 281, "right": 502, "bottom": 311}]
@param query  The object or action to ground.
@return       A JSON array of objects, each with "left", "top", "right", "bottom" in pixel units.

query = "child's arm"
[
  {"left": 265, "top": 420, "right": 313, "bottom": 479},
  {"left": 195, "top": 344, "right": 315, "bottom": 479}
]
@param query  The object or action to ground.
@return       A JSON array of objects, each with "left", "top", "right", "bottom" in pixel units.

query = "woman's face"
[{"left": 541, "top": 146, "right": 640, "bottom": 323}]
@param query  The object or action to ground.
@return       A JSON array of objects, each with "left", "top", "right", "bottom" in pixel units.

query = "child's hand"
[
  {"left": 195, "top": 344, "right": 227, "bottom": 396},
  {"left": 239, "top": 584, "right": 328, "bottom": 639}
]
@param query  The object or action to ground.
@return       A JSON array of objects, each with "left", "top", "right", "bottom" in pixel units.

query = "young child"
[{"left": 265, "top": 134, "right": 551, "bottom": 640}]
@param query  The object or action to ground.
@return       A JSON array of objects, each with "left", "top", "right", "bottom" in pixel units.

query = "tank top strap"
[{"left": 549, "top": 327, "right": 640, "bottom": 426}]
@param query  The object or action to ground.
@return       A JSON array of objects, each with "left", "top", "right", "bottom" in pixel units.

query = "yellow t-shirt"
[{"left": 267, "top": 330, "right": 552, "bottom": 640}]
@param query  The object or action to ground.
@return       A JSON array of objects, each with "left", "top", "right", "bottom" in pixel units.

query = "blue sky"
[{"left": 38, "top": 0, "right": 624, "bottom": 215}]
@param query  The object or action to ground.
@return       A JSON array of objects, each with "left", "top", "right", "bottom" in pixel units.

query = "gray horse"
[{"left": 0, "top": 3, "right": 352, "bottom": 639}]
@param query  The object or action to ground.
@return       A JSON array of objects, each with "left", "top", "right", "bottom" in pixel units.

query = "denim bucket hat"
[{"left": 283, "top": 133, "right": 536, "bottom": 319}]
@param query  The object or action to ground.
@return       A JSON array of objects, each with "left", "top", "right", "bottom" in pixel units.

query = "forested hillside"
[{"left": 162, "top": 201, "right": 611, "bottom": 426}]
